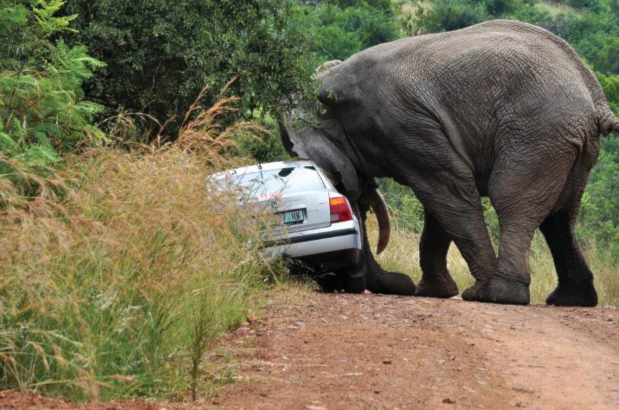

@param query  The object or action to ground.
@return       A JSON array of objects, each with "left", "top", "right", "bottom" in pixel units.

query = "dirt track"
[
  {"left": 214, "top": 292, "right": 619, "bottom": 410},
  {"left": 2, "top": 291, "right": 619, "bottom": 410}
]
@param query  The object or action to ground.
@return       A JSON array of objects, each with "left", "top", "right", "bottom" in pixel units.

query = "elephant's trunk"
[
  {"left": 368, "top": 188, "right": 391, "bottom": 255},
  {"left": 358, "top": 194, "right": 416, "bottom": 295}
]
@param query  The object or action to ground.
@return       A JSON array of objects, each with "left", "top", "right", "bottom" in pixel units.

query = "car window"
[{"left": 232, "top": 167, "right": 325, "bottom": 197}]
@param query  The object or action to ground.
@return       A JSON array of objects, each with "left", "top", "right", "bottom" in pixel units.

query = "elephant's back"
[
  {"left": 325, "top": 20, "right": 603, "bottom": 111},
  {"left": 319, "top": 20, "right": 607, "bottom": 182},
  {"left": 323, "top": 20, "right": 604, "bottom": 139},
  {"left": 349, "top": 20, "right": 589, "bottom": 79}
]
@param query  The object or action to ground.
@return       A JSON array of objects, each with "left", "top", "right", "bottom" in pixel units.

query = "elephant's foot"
[
  {"left": 367, "top": 271, "right": 416, "bottom": 296},
  {"left": 546, "top": 283, "right": 597, "bottom": 307},
  {"left": 462, "top": 275, "right": 530, "bottom": 305},
  {"left": 415, "top": 276, "right": 459, "bottom": 298}
]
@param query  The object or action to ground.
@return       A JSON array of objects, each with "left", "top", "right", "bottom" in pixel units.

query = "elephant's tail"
[{"left": 598, "top": 106, "right": 619, "bottom": 137}]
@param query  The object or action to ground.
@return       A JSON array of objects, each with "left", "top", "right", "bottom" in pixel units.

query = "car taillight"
[{"left": 329, "top": 196, "right": 353, "bottom": 222}]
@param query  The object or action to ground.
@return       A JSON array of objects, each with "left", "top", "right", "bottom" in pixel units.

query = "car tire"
[
  {"left": 316, "top": 273, "right": 344, "bottom": 292},
  {"left": 344, "top": 273, "right": 366, "bottom": 294}
]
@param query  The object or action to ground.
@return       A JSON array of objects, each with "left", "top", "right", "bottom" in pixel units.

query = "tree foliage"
[
  {"left": 0, "top": 1, "right": 104, "bottom": 159},
  {"left": 295, "top": 0, "right": 400, "bottom": 61},
  {"left": 0, "top": 0, "right": 104, "bottom": 198},
  {"left": 62, "top": 0, "right": 315, "bottom": 139}
]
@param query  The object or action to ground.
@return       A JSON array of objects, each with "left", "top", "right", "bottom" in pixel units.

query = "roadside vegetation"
[
  {"left": 0, "top": 1, "right": 288, "bottom": 400},
  {"left": 0, "top": 0, "right": 618, "bottom": 403},
  {"left": 0, "top": 147, "right": 283, "bottom": 401}
]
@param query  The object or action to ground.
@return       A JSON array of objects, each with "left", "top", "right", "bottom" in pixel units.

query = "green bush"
[
  {"left": 581, "top": 135, "right": 619, "bottom": 257},
  {"left": 296, "top": 0, "right": 400, "bottom": 61},
  {"left": 596, "top": 71, "right": 619, "bottom": 113},
  {"left": 411, "top": 0, "right": 488, "bottom": 34},
  {"left": 0, "top": 0, "right": 104, "bottom": 203},
  {"left": 0, "top": 147, "right": 283, "bottom": 401},
  {"left": 62, "top": 0, "right": 315, "bottom": 140},
  {"left": 378, "top": 178, "right": 424, "bottom": 232},
  {"left": 0, "top": 1, "right": 104, "bottom": 181}
]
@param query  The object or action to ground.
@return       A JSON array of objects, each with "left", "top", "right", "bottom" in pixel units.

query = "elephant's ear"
[
  {"left": 315, "top": 61, "right": 343, "bottom": 108},
  {"left": 279, "top": 117, "right": 361, "bottom": 201},
  {"left": 278, "top": 119, "right": 297, "bottom": 157}
]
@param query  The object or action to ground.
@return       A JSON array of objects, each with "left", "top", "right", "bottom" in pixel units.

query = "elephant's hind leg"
[
  {"left": 415, "top": 211, "right": 459, "bottom": 298},
  {"left": 540, "top": 207, "right": 598, "bottom": 307},
  {"left": 470, "top": 135, "right": 580, "bottom": 305}
]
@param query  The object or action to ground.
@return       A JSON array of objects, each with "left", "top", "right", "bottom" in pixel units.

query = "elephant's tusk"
[{"left": 369, "top": 188, "right": 391, "bottom": 255}]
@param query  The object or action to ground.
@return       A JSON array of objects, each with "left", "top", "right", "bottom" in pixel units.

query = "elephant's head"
[
  {"left": 278, "top": 90, "right": 391, "bottom": 255},
  {"left": 277, "top": 60, "right": 416, "bottom": 296}
]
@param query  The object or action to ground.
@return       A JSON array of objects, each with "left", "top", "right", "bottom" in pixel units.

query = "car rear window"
[{"left": 232, "top": 167, "right": 325, "bottom": 196}]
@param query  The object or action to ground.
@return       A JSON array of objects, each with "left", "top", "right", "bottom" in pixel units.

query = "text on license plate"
[{"left": 283, "top": 210, "right": 304, "bottom": 224}]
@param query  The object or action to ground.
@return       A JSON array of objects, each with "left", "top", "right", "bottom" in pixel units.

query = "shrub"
[
  {"left": 0, "top": 94, "right": 285, "bottom": 401},
  {"left": 62, "top": 0, "right": 315, "bottom": 139},
  {"left": 0, "top": 0, "right": 104, "bottom": 196},
  {"left": 297, "top": 0, "right": 400, "bottom": 61},
  {"left": 409, "top": 0, "right": 488, "bottom": 34},
  {"left": 0, "top": 0, "right": 104, "bottom": 156}
]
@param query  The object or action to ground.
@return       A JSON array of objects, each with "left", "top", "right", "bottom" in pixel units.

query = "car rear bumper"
[
  {"left": 262, "top": 220, "right": 362, "bottom": 270},
  {"left": 292, "top": 248, "right": 362, "bottom": 273}
]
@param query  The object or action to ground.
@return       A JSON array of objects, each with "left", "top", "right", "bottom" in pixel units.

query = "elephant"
[{"left": 279, "top": 20, "right": 619, "bottom": 306}]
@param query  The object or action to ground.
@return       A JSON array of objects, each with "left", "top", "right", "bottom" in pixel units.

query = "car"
[{"left": 208, "top": 160, "right": 366, "bottom": 293}]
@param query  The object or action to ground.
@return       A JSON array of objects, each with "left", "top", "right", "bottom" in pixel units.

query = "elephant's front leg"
[
  {"left": 402, "top": 164, "right": 498, "bottom": 302},
  {"left": 415, "top": 210, "right": 459, "bottom": 298}
]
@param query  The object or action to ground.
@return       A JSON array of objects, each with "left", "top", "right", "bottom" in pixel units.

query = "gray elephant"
[{"left": 279, "top": 20, "right": 619, "bottom": 306}]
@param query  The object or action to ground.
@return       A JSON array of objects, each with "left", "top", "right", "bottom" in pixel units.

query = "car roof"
[{"left": 210, "top": 159, "right": 317, "bottom": 179}]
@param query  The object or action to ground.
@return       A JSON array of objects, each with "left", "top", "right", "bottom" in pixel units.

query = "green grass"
[{"left": 0, "top": 148, "right": 285, "bottom": 401}]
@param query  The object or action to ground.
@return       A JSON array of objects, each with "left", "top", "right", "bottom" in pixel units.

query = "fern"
[
  {"left": 0, "top": 0, "right": 104, "bottom": 199},
  {"left": 32, "top": 0, "right": 77, "bottom": 37}
]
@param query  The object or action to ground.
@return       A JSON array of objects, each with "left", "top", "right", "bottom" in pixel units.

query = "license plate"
[{"left": 283, "top": 210, "right": 304, "bottom": 224}]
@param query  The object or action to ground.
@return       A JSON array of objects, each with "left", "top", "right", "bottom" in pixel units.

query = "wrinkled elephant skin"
[{"left": 280, "top": 20, "right": 619, "bottom": 306}]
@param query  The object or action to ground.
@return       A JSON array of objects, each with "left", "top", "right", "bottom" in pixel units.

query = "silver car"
[{"left": 209, "top": 160, "right": 366, "bottom": 292}]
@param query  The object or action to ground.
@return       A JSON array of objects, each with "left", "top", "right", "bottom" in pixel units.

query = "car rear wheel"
[
  {"left": 315, "top": 273, "right": 344, "bottom": 292},
  {"left": 316, "top": 269, "right": 366, "bottom": 293},
  {"left": 341, "top": 259, "right": 367, "bottom": 294},
  {"left": 344, "top": 273, "right": 366, "bottom": 294}
]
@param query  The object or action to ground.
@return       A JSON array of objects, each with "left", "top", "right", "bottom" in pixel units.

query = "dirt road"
[
  {"left": 2, "top": 291, "right": 618, "bottom": 410},
  {"left": 214, "top": 292, "right": 619, "bottom": 410}
]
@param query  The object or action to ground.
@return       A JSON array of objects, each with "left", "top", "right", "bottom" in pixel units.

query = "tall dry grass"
[
  {"left": 0, "top": 90, "right": 282, "bottom": 401},
  {"left": 367, "top": 216, "right": 619, "bottom": 306}
]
